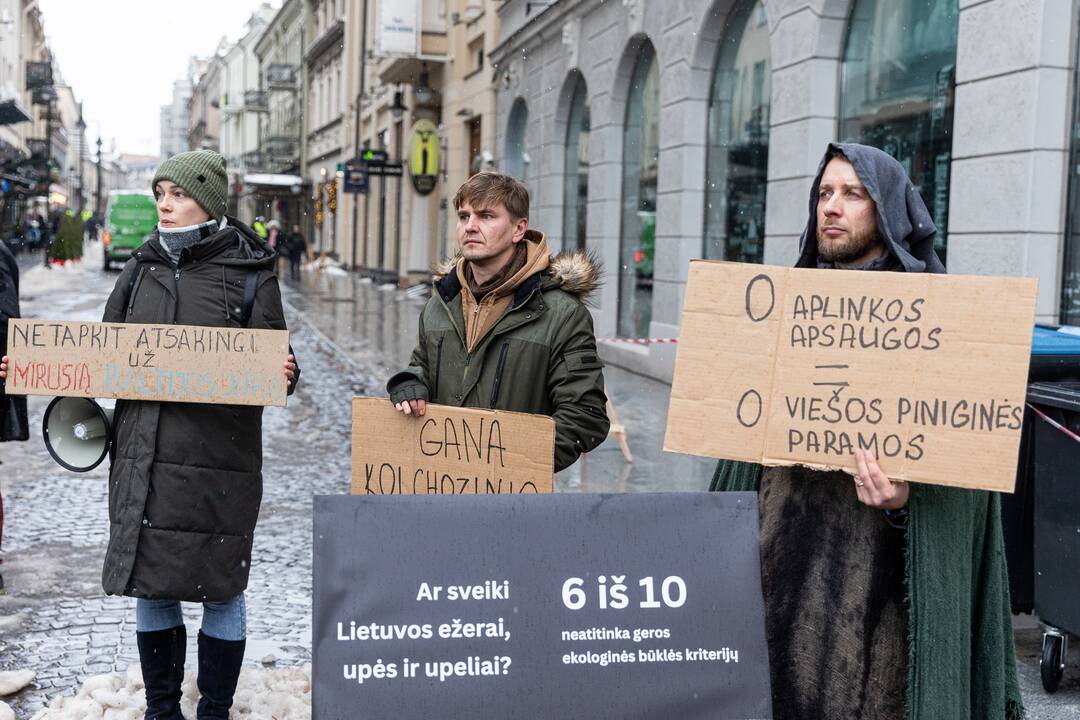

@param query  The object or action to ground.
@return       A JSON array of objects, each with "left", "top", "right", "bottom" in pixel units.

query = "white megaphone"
[{"left": 42, "top": 397, "right": 115, "bottom": 472}]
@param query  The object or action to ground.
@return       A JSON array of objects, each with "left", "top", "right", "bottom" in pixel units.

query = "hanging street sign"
[
  {"left": 365, "top": 163, "right": 404, "bottom": 177},
  {"left": 343, "top": 159, "right": 368, "bottom": 194},
  {"left": 409, "top": 119, "right": 439, "bottom": 196},
  {"left": 361, "top": 148, "right": 389, "bottom": 164}
]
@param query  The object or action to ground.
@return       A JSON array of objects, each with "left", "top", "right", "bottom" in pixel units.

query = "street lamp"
[
  {"left": 75, "top": 106, "right": 86, "bottom": 213},
  {"left": 413, "top": 64, "right": 434, "bottom": 108},
  {"left": 94, "top": 136, "right": 102, "bottom": 216},
  {"left": 389, "top": 87, "right": 407, "bottom": 121}
]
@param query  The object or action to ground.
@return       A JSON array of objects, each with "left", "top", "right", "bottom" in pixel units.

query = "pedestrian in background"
[
  {"left": 24, "top": 215, "right": 40, "bottom": 252},
  {"left": 285, "top": 224, "right": 306, "bottom": 282},
  {"left": 1, "top": 150, "right": 301, "bottom": 719},
  {"left": 251, "top": 215, "right": 267, "bottom": 240},
  {"left": 266, "top": 220, "right": 281, "bottom": 275}
]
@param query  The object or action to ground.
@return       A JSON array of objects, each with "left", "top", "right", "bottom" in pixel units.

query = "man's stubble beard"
[{"left": 817, "top": 223, "right": 880, "bottom": 264}]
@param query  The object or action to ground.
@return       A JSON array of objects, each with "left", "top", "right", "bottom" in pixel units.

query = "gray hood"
[{"left": 795, "top": 142, "right": 946, "bottom": 274}]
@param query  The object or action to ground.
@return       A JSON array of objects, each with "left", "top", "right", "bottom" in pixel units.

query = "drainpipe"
[{"left": 350, "top": 0, "right": 368, "bottom": 271}]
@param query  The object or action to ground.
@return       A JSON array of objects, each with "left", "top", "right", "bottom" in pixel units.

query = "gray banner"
[{"left": 313, "top": 492, "right": 772, "bottom": 719}]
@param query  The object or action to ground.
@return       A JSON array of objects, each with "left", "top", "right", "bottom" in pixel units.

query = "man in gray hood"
[
  {"left": 711, "top": 143, "right": 1023, "bottom": 719},
  {"left": 796, "top": 142, "right": 946, "bottom": 274}
]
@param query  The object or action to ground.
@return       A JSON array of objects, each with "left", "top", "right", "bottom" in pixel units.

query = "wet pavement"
[{"left": 0, "top": 246, "right": 1077, "bottom": 717}]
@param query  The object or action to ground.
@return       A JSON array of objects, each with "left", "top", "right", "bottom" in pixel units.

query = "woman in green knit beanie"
[{"left": 110, "top": 150, "right": 297, "bottom": 719}]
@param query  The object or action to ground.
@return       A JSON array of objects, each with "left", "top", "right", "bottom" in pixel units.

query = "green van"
[{"left": 102, "top": 190, "right": 157, "bottom": 270}]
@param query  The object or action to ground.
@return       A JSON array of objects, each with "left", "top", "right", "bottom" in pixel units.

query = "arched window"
[
  {"left": 618, "top": 41, "right": 659, "bottom": 339},
  {"left": 840, "top": 0, "right": 958, "bottom": 260},
  {"left": 504, "top": 98, "right": 528, "bottom": 180},
  {"left": 1062, "top": 20, "right": 1080, "bottom": 323},
  {"left": 704, "top": 0, "right": 770, "bottom": 262},
  {"left": 563, "top": 73, "right": 590, "bottom": 251}
]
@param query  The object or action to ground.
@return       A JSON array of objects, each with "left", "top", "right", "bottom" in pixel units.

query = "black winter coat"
[
  {"left": 0, "top": 240, "right": 28, "bottom": 441},
  {"left": 100, "top": 217, "right": 296, "bottom": 602},
  {"left": 285, "top": 232, "right": 306, "bottom": 259}
]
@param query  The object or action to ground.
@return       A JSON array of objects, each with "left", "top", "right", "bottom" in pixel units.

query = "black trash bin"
[
  {"left": 1026, "top": 382, "right": 1080, "bottom": 693},
  {"left": 1004, "top": 325, "right": 1080, "bottom": 692},
  {"left": 1001, "top": 410, "right": 1035, "bottom": 614}
]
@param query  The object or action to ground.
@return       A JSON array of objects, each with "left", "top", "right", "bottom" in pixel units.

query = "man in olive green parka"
[{"left": 387, "top": 172, "right": 609, "bottom": 472}]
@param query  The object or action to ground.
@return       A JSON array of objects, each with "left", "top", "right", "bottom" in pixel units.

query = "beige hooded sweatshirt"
[{"left": 455, "top": 229, "right": 550, "bottom": 353}]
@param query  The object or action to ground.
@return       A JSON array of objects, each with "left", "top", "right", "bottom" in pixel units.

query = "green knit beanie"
[{"left": 152, "top": 150, "right": 229, "bottom": 221}]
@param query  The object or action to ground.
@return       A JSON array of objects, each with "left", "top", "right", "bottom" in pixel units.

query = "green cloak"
[{"left": 710, "top": 459, "right": 1024, "bottom": 719}]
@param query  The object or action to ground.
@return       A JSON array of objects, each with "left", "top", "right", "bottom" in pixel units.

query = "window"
[
  {"left": 840, "top": 0, "right": 958, "bottom": 260},
  {"left": 504, "top": 98, "right": 528, "bottom": 180},
  {"left": 1061, "top": 13, "right": 1080, "bottom": 323},
  {"left": 562, "top": 72, "right": 589, "bottom": 251},
  {"left": 618, "top": 41, "right": 659, "bottom": 339},
  {"left": 328, "top": 72, "right": 335, "bottom": 121},
  {"left": 467, "top": 116, "right": 482, "bottom": 175},
  {"left": 704, "top": 0, "right": 770, "bottom": 263}
]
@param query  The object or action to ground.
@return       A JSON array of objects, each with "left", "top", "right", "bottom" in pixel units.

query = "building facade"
[
  {"left": 159, "top": 58, "right": 202, "bottom": 160},
  {"left": 486, "top": 0, "right": 1072, "bottom": 382},
  {"left": 251, "top": 0, "right": 307, "bottom": 233},
  {"left": 118, "top": 153, "right": 160, "bottom": 191},
  {"left": 439, "top": 0, "right": 499, "bottom": 255},
  {"left": 220, "top": 5, "right": 276, "bottom": 220},
  {"left": 188, "top": 41, "right": 227, "bottom": 153},
  {"left": 343, "top": 0, "right": 449, "bottom": 280},
  {"left": 303, "top": 0, "right": 347, "bottom": 257}
]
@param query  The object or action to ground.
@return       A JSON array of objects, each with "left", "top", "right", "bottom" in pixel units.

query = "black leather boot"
[
  {"left": 137, "top": 625, "right": 187, "bottom": 720},
  {"left": 196, "top": 631, "right": 246, "bottom": 719}
]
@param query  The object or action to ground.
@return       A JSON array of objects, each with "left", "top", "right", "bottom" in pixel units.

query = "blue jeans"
[{"left": 136, "top": 593, "right": 246, "bottom": 641}]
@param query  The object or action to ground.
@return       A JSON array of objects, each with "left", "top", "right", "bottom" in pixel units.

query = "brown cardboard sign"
[
  {"left": 664, "top": 261, "right": 1038, "bottom": 492},
  {"left": 351, "top": 397, "right": 555, "bottom": 494},
  {"left": 5, "top": 319, "right": 289, "bottom": 407}
]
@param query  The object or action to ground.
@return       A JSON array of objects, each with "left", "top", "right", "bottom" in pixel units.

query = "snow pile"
[
  {"left": 30, "top": 664, "right": 311, "bottom": 720},
  {"left": 302, "top": 256, "right": 348, "bottom": 277},
  {"left": 19, "top": 259, "right": 92, "bottom": 295},
  {"left": 0, "top": 669, "right": 35, "bottom": 695},
  {"left": 0, "top": 670, "right": 35, "bottom": 719}
]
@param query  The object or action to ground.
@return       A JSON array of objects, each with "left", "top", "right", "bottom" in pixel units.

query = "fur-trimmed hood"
[{"left": 433, "top": 229, "right": 601, "bottom": 299}]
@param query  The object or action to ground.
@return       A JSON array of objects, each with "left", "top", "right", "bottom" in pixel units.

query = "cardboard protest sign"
[
  {"left": 5, "top": 319, "right": 289, "bottom": 407},
  {"left": 313, "top": 492, "right": 772, "bottom": 718},
  {"left": 664, "top": 261, "right": 1037, "bottom": 492},
  {"left": 351, "top": 397, "right": 555, "bottom": 494}
]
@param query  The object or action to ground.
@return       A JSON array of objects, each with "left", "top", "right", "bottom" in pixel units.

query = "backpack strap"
[
  {"left": 124, "top": 265, "right": 145, "bottom": 317},
  {"left": 241, "top": 270, "right": 259, "bottom": 328}
]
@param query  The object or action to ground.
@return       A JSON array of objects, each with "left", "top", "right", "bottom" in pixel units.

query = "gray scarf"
[{"left": 157, "top": 219, "right": 222, "bottom": 264}]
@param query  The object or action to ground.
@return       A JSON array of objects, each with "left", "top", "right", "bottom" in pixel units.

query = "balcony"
[
  {"left": 267, "top": 155, "right": 299, "bottom": 173},
  {"left": 496, "top": 0, "right": 554, "bottom": 43},
  {"left": 266, "top": 64, "right": 297, "bottom": 91},
  {"left": 242, "top": 150, "right": 265, "bottom": 170},
  {"left": 305, "top": 19, "right": 345, "bottom": 64},
  {"left": 244, "top": 91, "right": 268, "bottom": 112},
  {"left": 266, "top": 137, "right": 297, "bottom": 158}
]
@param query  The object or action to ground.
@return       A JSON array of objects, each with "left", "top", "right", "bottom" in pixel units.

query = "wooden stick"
[{"left": 606, "top": 398, "right": 633, "bottom": 464}]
